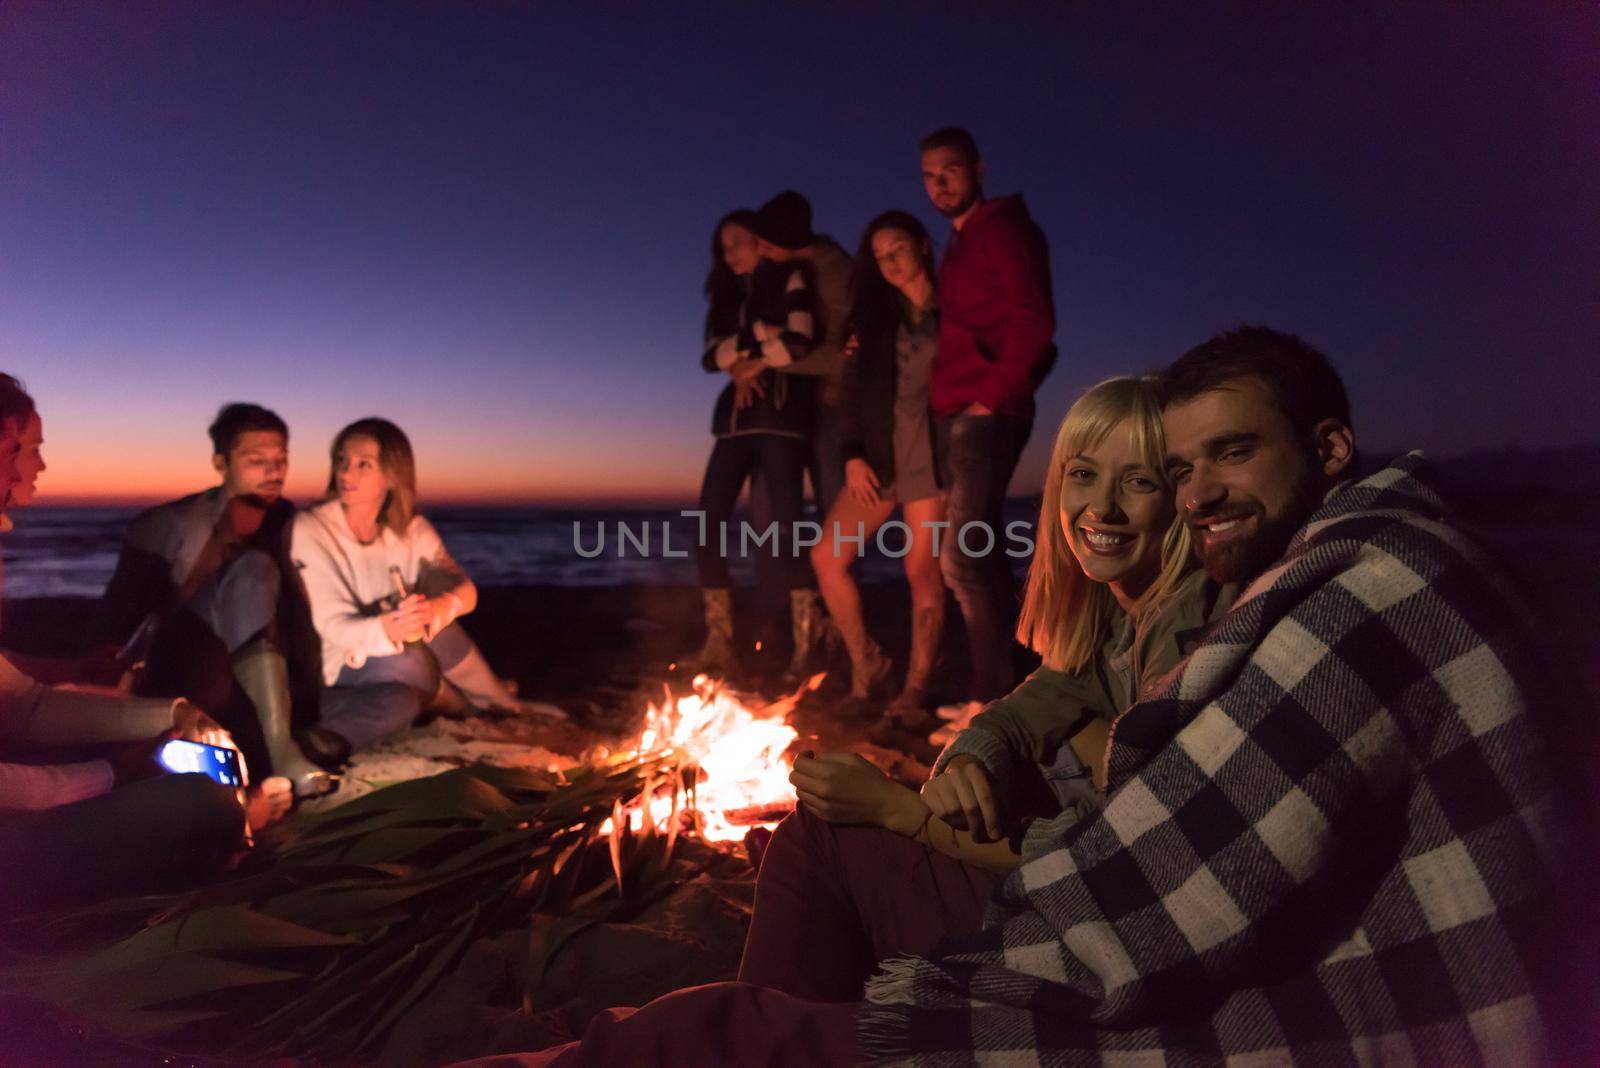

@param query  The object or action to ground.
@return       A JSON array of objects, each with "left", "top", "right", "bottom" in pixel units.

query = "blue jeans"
[
  {"left": 934, "top": 412, "right": 1032, "bottom": 701},
  {"left": 697, "top": 434, "right": 809, "bottom": 611},
  {"left": 317, "top": 622, "right": 477, "bottom": 750}
]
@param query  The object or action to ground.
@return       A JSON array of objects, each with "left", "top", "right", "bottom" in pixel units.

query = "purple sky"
[{"left": 3, "top": 3, "right": 1596, "bottom": 504}]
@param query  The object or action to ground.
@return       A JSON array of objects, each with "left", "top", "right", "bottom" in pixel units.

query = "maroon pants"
[
  {"left": 452, "top": 808, "right": 1001, "bottom": 1067},
  {"left": 738, "top": 805, "right": 1003, "bottom": 1000},
  {"left": 452, "top": 982, "right": 860, "bottom": 1068}
]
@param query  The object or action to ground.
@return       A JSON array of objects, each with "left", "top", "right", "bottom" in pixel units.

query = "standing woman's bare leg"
[
  {"left": 811, "top": 492, "right": 894, "bottom": 698},
  {"left": 891, "top": 494, "right": 948, "bottom": 717}
]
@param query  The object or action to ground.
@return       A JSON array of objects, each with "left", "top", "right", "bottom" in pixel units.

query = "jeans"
[
  {"left": 935, "top": 411, "right": 1032, "bottom": 701},
  {"left": 806, "top": 402, "right": 845, "bottom": 519},
  {"left": 0, "top": 773, "right": 244, "bottom": 913},
  {"left": 317, "top": 622, "right": 476, "bottom": 750},
  {"left": 696, "top": 434, "right": 809, "bottom": 610},
  {"left": 137, "top": 548, "right": 282, "bottom": 776}
]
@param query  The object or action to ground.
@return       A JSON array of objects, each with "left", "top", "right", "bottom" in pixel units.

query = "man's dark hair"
[
  {"left": 0, "top": 374, "right": 36, "bottom": 436},
  {"left": 919, "top": 126, "right": 981, "bottom": 166},
  {"left": 209, "top": 403, "right": 288, "bottom": 457},
  {"left": 1159, "top": 325, "right": 1352, "bottom": 436}
]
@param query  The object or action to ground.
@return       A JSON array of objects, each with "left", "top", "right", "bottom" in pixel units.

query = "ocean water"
[{"left": 1, "top": 502, "right": 1045, "bottom": 599}]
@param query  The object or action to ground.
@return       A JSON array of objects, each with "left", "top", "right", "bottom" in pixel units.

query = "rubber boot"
[
  {"left": 683, "top": 588, "right": 735, "bottom": 674},
  {"left": 233, "top": 640, "right": 337, "bottom": 799}
]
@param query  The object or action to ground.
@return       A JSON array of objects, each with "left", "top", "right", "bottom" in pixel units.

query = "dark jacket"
[
  {"left": 99, "top": 487, "right": 322, "bottom": 719},
  {"left": 839, "top": 298, "right": 937, "bottom": 488},
  {"left": 932, "top": 194, "right": 1057, "bottom": 418},
  {"left": 702, "top": 259, "right": 815, "bottom": 438}
]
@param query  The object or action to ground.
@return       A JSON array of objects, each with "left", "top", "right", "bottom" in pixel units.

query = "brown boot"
[
  {"left": 784, "top": 589, "right": 825, "bottom": 680},
  {"left": 888, "top": 604, "right": 943, "bottom": 721},
  {"left": 682, "top": 588, "right": 735, "bottom": 674}
]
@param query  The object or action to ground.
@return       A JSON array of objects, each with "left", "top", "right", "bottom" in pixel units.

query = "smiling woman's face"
[{"left": 1058, "top": 419, "right": 1173, "bottom": 596}]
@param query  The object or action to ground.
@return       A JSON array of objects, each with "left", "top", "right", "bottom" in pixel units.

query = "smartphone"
[{"left": 158, "top": 739, "right": 245, "bottom": 787}]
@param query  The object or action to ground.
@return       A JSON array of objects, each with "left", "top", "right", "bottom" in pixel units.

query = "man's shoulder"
[{"left": 126, "top": 487, "right": 222, "bottom": 540}]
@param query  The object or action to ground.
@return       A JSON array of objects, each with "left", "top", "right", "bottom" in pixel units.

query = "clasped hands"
[
  {"left": 790, "top": 751, "right": 1007, "bottom": 843},
  {"left": 381, "top": 593, "right": 456, "bottom": 645}
]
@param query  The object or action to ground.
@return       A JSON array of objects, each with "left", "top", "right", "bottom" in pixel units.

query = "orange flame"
[{"left": 601, "top": 673, "right": 820, "bottom": 843}]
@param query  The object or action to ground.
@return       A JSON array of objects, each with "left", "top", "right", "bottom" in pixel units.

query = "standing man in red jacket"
[{"left": 921, "top": 127, "right": 1057, "bottom": 703}]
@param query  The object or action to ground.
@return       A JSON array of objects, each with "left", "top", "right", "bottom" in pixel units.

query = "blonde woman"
[
  {"left": 739, "top": 376, "right": 1234, "bottom": 1000},
  {"left": 292, "top": 418, "right": 562, "bottom": 753}
]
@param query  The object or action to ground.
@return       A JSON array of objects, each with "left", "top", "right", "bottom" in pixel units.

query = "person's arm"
[
  {"left": 774, "top": 252, "right": 849, "bottom": 378},
  {"left": 412, "top": 517, "right": 476, "bottom": 635},
  {"left": 751, "top": 267, "right": 816, "bottom": 369},
  {"left": 0, "top": 654, "right": 175, "bottom": 747},
  {"left": 97, "top": 525, "right": 172, "bottom": 650},
  {"left": 702, "top": 333, "right": 743, "bottom": 373},
  {"left": 970, "top": 216, "right": 1055, "bottom": 414},
  {"left": 290, "top": 517, "right": 403, "bottom": 663},
  {"left": 0, "top": 759, "right": 115, "bottom": 812},
  {"left": 837, "top": 331, "right": 866, "bottom": 463},
  {"left": 789, "top": 752, "right": 1023, "bottom": 875},
  {"left": 932, "top": 666, "right": 1112, "bottom": 807}
]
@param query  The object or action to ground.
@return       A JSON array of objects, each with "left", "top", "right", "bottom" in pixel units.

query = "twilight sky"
[{"left": 3, "top": 3, "right": 1596, "bottom": 505}]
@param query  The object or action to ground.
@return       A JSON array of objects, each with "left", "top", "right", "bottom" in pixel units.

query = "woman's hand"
[
  {"left": 845, "top": 458, "right": 881, "bottom": 507},
  {"left": 790, "top": 752, "right": 927, "bottom": 837},
  {"left": 424, "top": 592, "right": 462, "bottom": 641},
  {"left": 730, "top": 359, "right": 767, "bottom": 386},
  {"left": 382, "top": 594, "right": 430, "bottom": 644},
  {"left": 920, "top": 755, "right": 1003, "bottom": 842}
]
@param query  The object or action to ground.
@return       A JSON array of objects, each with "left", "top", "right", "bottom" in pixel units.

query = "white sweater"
[{"left": 290, "top": 500, "right": 468, "bottom": 686}]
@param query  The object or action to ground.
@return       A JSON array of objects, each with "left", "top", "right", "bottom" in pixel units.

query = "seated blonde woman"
[
  {"left": 292, "top": 418, "right": 563, "bottom": 753},
  {"left": 743, "top": 374, "right": 1234, "bottom": 1000}
]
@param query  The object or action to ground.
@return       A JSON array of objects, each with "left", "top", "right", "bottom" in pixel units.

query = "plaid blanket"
[{"left": 859, "top": 454, "right": 1583, "bottom": 1065}]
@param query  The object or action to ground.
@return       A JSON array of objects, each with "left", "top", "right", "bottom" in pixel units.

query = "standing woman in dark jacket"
[
  {"left": 687, "top": 208, "right": 816, "bottom": 671},
  {"left": 812, "top": 211, "right": 945, "bottom": 721}
]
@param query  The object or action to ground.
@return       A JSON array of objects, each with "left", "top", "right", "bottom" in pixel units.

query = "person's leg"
[
  {"left": 184, "top": 549, "right": 330, "bottom": 791},
  {"left": 452, "top": 983, "right": 859, "bottom": 1068},
  {"left": 811, "top": 492, "right": 894, "bottom": 699},
  {"left": 689, "top": 438, "right": 755, "bottom": 670},
  {"left": 807, "top": 402, "right": 846, "bottom": 520},
  {"left": 892, "top": 495, "right": 948, "bottom": 715},
  {"left": 936, "top": 414, "right": 1027, "bottom": 701},
  {"left": 317, "top": 647, "right": 440, "bottom": 750},
  {"left": 0, "top": 774, "right": 244, "bottom": 913},
  {"left": 737, "top": 805, "right": 1002, "bottom": 1001},
  {"left": 755, "top": 436, "right": 820, "bottom": 671}
]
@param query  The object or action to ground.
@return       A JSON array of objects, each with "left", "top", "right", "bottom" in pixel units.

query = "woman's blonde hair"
[
  {"left": 1016, "top": 376, "right": 1195, "bottom": 674},
  {"left": 326, "top": 417, "right": 417, "bottom": 537}
]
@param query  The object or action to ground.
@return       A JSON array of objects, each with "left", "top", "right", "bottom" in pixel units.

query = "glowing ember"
[{"left": 601, "top": 673, "right": 818, "bottom": 843}]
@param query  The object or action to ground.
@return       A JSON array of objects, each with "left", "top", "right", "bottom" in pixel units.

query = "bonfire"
[{"left": 0, "top": 673, "right": 817, "bottom": 1063}]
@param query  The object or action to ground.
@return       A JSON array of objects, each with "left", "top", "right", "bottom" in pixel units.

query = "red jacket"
[{"left": 931, "top": 194, "right": 1057, "bottom": 417}]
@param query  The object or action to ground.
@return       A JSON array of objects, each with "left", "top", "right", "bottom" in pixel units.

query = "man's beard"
[
  {"left": 1193, "top": 474, "right": 1323, "bottom": 586},
  {"left": 935, "top": 190, "right": 980, "bottom": 219}
]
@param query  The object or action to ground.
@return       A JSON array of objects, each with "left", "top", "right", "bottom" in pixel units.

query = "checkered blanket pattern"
[{"left": 859, "top": 454, "right": 1576, "bottom": 1065}]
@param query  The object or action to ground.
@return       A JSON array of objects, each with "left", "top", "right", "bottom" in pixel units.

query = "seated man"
[
  {"left": 99, "top": 404, "right": 334, "bottom": 797},
  {"left": 472, "top": 328, "right": 1589, "bottom": 1066}
]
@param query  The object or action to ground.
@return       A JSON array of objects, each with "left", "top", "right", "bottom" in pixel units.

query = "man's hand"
[
  {"left": 963, "top": 402, "right": 993, "bottom": 416},
  {"left": 382, "top": 594, "right": 430, "bottom": 644},
  {"left": 172, "top": 699, "right": 236, "bottom": 751},
  {"left": 920, "top": 754, "right": 1002, "bottom": 842},
  {"left": 730, "top": 360, "right": 767, "bottom": 386},
  {"left": 790, "top": 751, "right": 927, "bottom": 836},
  {"left": 844, "top": 458, "right": 882, "bottom": 507}
]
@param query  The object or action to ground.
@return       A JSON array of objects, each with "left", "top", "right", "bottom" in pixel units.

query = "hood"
[{"left": 963, "top": 193, "right": 1035, "bottom": 231}]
